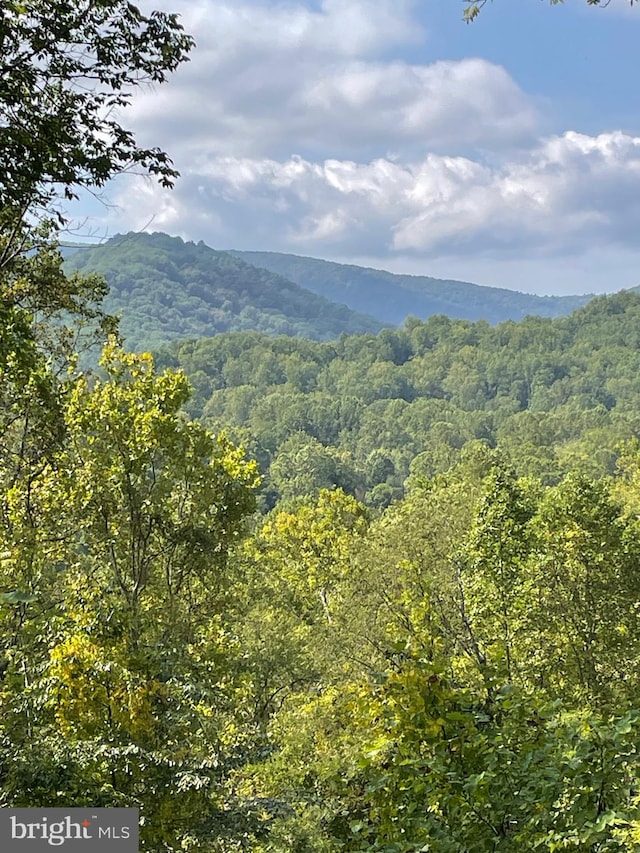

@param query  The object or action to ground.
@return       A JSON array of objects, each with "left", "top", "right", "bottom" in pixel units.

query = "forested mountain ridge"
[
  {"left": 8, "top": 238, "right": 640, "bottom": 852},
  {"left": 161, "top": 289, "right": 640, "bottom": 509},
  {"left": 9, "top": 239, "right": 640, "bottom": 849},
  {"left": 230, "top": 249, "right": 593, "bottom": 325},
  {"left": 64, "top": 233, "right": 603, "bottom": 354},
  {"left": 9, "top": 239, "right": 640, "bottom": 851},
  {"left": 65, "top": 232, "right": 384, "bottom": 350}
]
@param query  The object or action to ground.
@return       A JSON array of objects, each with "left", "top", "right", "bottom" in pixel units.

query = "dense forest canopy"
[
  {"left": 7, "top": 227, "right": 640, "bottom": 848},
  {"left": 159, "top": 290, "right": 640, "bottom": 509}
]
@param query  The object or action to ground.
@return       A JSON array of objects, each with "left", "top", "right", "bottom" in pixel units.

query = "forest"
[
  {"left": 3, "top": 1, "right": 640, "bottom": 851},
  {"left": 65, "top": 233, "right": 384, "bottom": 350},
  {"left": 228, "top": 250, "right": 591, "bottom": 327},
  {"left": 161, "top": 291, "right": 640, "bottom": 510},
  {"left": 63, "top": 231, "right": 595, "bottom": 352},
  {"left": 4, "top": 246, "right": 640, "bottom": 850}
]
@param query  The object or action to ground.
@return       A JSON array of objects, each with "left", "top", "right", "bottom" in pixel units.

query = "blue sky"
[{"left": 70, "top": 0, "right": 640, "bottom": 296}]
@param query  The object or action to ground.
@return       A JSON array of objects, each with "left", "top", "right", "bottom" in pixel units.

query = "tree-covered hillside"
[
  {"left": 64, "top": 233, "right": 601, "bottom": 355},
  {"left": 161, "top": 290, "right": 640, "bottom": 508},
  {"left": 66, "top": 232, "right": 384, "bottom": 350},
  {"left": 230, "top": 250, "right": 593, "bottom": 325}
]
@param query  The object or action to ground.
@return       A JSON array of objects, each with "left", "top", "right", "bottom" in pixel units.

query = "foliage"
[
  {"left": 0, "top": 343, "right": 260, "bottom": 850},
  {"left": 65, "top": 233, "right": 384, "bottom": 350},
  {"left": 335, "top": 658, "right": 640, "bottom": 852},
  {"left": 237, "top": 454, "right": 640, "bottom": 851},
  {"left": 164, "top": 290, "right": 640, "bottom": 505},
  {"left": 463, "top": 0, "right": 634, "bottom": 23},
  {"left": 5, "top": 28, "right": 640, "bottom": 840},
  {"left": 0, "top": 0, "right": 193, "bottom": 221},
  {"left": 6, "top": 260, "right": 640, "bottom": 850}
]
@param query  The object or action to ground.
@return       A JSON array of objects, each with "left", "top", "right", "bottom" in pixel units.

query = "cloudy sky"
[{"left": 71, "top": 0, "right": 640, "bottom": 295}]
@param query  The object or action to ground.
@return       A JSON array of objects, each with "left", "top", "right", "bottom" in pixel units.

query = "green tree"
[
  {"left": 522, "top": 475, "right": 640, "bottom": 707},
  {"left": 0, "top": 344, "right": 261, "bottom": 849},
  {"left": 252, "top": 489, "right": 368, "bottom": 627},
  {"left": 269, "top": 434, "right": 356, "bottom": 502},
  {"left": 329, "top": 655, "right": 640, "bottom": 852},
  {"left": 244, "top": 462, "right": 640, "bottom": 851},
  {"left": 0, "top": 0, "right": 193, "bottom": 227},
  {"left": 224, "top": 491, "right": 367, "bottom": 745}
]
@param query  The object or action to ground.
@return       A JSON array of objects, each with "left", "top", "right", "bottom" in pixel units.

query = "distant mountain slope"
[
  {"left": 65, "top": 233, "right": 384, "bottom": 350},
  {"left": 229, "top": 251, "right": 593, "bottom": 325},
  {"left": 162, "top": 289, "right": 640, "bottom": 507}
]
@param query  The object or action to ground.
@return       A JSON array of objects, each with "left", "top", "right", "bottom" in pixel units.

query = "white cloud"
[
  {"left": 102, "top": 131, "right": 640, "bottom": 263},
  {"left": 68, "top": 0, "right": 640, "bottom": 296},
  {"left": 298, "top": 58, "right": 536, "bottom": 153},
  {"left": 172, "top": 0, "right": 421, "bottom": 59},
  {"left": 128, "top": 0, "right": 537, "bottom": 162},
  {"left": 89, "top": 0, "right": 542, "bottom": 252}
]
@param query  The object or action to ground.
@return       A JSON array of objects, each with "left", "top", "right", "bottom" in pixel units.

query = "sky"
[{"left": 69, "top": 0, "right": 640, "bottom": 296}]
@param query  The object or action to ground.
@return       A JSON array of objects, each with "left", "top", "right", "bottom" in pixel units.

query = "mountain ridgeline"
[
  {"left": 65, "top": 232, "right": 384, "bottom": 351},
  {"left": 229, "top": 250, "right": 593, "bottom": 325},
  {"left": 8, "top": 0, "right": 640, "bottom": 842},
  {"left": 9, "top": 231, "right": 640, "bottom": 852},
  {"left": 65, "top": 232, "right": 601, "bottom": 352}
]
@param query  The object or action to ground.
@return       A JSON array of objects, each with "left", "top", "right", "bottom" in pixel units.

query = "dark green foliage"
[
  {"left": 167, "top": 290, "right": 640, "bottom": 505},
  {"left": 8, "top": 233, "right": 640, "bottom": 850},
  {"left": 0, "top": 0, "right": 192, "bottom": 219},
  {"left": 6, "top": 17, "right": 640, "bottom": 836},
  {"left": 66, "top": 233, "right": 384, "bottom": 349},
  {"left": 235, "top": 456, "right": 640, "bottom": 851}
]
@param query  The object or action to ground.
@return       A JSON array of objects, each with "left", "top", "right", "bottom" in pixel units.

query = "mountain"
[
  {"left": 65, "top": 232, "right": 384, "bottom": 351},
  {"left": 229, "top": 251, "right": 593, "bottom": 325}
]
